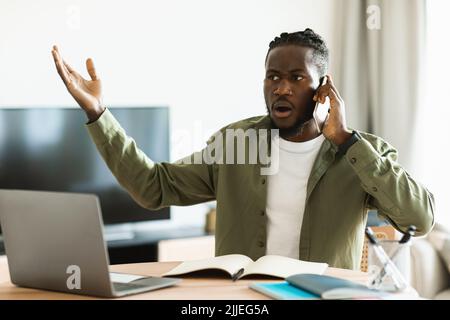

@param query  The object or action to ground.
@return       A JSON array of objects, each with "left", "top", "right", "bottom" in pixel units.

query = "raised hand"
[
  {"left": 51, "top": 45, "right": 105, "bottom": 122},
  {"left": 313, "top": 75, "right": 352, "bottom": 145}
]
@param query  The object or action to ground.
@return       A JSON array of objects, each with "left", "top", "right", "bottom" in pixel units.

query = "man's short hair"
[{"left": 266, "top": 28, "right": 329, "bottom": 77}]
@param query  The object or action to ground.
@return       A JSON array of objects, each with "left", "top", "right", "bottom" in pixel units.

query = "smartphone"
[{"left": 312, "top": 77, "right": 330, "bottom": 133}]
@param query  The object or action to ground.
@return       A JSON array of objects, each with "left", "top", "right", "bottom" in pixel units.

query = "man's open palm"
[{"left": 51, "top": 45, "right": 105, "bottom": 121}]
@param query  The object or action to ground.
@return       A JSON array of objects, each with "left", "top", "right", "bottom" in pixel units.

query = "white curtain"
[
  {"left": 411, "top": 0, "right": 450, "bottom": 227},
  {"left": 332, "top": 0, "right": 426, "bottom": 170}
]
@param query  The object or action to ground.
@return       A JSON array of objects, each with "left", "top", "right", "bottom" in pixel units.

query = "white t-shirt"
[{"left": 265, "top": 133, "right": 325, "bottom": 259}]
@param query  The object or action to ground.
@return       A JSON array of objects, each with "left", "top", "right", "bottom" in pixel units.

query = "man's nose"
[{"left": 273, "top": 80, "right": 293, "bottom": 96}]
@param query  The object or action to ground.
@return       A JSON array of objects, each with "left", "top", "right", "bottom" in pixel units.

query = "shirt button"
[
  {"left": 260, "top": 210, "right": 265, "bottom": 216},
  {"left": 350, "top": 157, "right": 357, "bottom": 164},
  {"left": 258, "top": 241, "right": 265, "bottom": 248},
  {"left": 261, "top": 178, "right": 266, "bottom": 185},
  {"left": 372, "top": 187, "right": 378, "bottom": 192}
]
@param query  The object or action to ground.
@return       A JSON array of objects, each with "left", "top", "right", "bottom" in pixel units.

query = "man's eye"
[
  {"left": 268, "top": 75, "right": 280, "bottom": 81},
  {"left": 293, "top": 75, "right": 303, "bottom": 81}
]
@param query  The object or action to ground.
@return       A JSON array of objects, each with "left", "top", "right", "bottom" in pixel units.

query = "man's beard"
[{"left": 266, "top": 106, "right": 312, "bottom": 139}]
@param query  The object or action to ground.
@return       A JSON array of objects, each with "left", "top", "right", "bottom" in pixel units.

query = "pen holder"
[{"left": 367, "top": 239, "right": 411, "bottom": 292}]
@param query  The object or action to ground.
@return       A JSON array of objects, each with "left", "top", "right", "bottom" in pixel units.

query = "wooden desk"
[{"left": 0, "top": 255, "right": 369, "bottom": 300}]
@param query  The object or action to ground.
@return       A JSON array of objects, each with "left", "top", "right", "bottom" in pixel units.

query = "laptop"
[{"left": 0, "top": 189, "right": 180, "bottom": 298}]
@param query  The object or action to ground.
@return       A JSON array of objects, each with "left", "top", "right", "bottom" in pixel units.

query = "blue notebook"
[
  {"left": 250, "top": 274, "right": 386, "bottom": 300},
  {"left": 249, "top": 281, "right": 320, "bottom": 300}
]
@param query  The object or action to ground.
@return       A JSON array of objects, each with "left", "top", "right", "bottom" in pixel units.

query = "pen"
[
  {"left": 232, "top": 268, "right": 244, "bottom": 282},
  {"left": 399, "top": 225, "right": 416, "bottom": 244},
  {"left": 365, "top": 227, "right": 380, "bottom": 246}
]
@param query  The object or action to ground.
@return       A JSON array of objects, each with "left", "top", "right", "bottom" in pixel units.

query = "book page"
[
  {"left": 241, "top": 255, "right": 328, "bottom": 279},
  {"left": 162, "top": 254, "right": 254, "bottom": 277},
  {"left": 322, "top": 288, "right": 387, "bottom": 300}
]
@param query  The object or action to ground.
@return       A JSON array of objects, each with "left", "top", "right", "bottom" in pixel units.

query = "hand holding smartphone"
[{"left": 312, "top": 77, "right": 331, "bottom": 133}]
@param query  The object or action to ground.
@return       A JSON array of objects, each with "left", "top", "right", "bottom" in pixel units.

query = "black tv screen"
[{"left": 0, "top": 107, "right": 170, "bottom": 225}]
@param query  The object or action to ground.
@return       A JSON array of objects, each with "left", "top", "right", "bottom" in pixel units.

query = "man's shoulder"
[
  {"left": 356, "top": 130, "right": 397, "bottom": 153},
  {"left": 210, "top": 115, "right": 271, "bottom": 137},
  {"left": 205, "top": 115, "right": 271, "bottom": 144},
  {"left": 221, "top": 115, "right": 271, "bottom": 131}
]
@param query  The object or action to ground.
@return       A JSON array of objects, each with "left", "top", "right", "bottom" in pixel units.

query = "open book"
[{"left": 162, "top": 254, "right": 328, "bottom": 280}]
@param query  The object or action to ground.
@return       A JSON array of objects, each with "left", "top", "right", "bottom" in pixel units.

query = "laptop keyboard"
[{"left": 113, "top": 282, "right": 150, "bottom": 292}]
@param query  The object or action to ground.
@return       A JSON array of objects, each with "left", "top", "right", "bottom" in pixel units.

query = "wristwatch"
[{"left": 338, "top": 130, "right": 362, "bottom": 155}]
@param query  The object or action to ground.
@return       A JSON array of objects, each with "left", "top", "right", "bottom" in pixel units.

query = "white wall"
[{"left": 0, "top": 0, "right": 336, "bottom": 228}]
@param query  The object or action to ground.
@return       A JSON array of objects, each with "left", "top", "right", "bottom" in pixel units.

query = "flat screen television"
[{"left": 0, "top": 107, "right": 170, "bottom": 227}]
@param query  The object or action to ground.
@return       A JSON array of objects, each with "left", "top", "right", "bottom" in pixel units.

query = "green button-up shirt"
[{"left": 87, "top": 109, "right": 434, "bottom": 270}]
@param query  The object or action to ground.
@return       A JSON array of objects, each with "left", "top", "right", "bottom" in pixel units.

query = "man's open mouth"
[{"left": 272, "top": 102, "right": 293, "bottom": 118}]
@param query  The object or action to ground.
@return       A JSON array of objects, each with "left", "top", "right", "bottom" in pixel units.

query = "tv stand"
[
  {"left": 104, "top": 224, "right": 136, "bottom": 242},
  {"left": 104, "top": 222, "right": 210, "bottom": 264}
]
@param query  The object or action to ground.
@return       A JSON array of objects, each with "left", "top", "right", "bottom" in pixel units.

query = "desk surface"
[{"left": 0, "top": 255, "right": 369, "bottom": 300}]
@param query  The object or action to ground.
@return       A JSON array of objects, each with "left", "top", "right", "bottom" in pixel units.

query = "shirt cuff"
[
  {"left": 85, "top": 108, "right": 122, "bottom": 146},
  {"left": 345, "top": 134, "right": 383, "bottom": 173}
]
